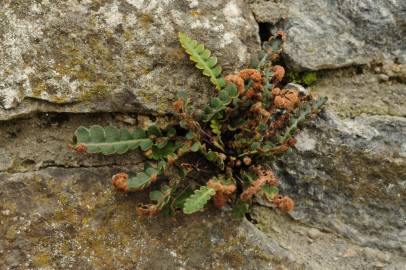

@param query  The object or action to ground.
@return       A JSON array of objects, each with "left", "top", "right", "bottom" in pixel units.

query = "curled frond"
[
  {"left": 111, "top": 167, "right": 161, "bottom": 192},
  {"left": 274, "top": 92, "right": 300, "bottom": 112},
  {"left": 112, "top": 172, "right": 129, "bottom": 192},
  {"left": 240, "top": 178, "right": 267, "bottom": 201},
  {"left": 271, "top": 65, "right": 285, "bottom": 84},
  {"left": 73, "top": 144, "right": 87, "bottom": 153},
  {"left": 136, "top": 204, "right": 158, "bottom": 217},
  {"left": 239, "top": 69, "right": 263, "bottom": 82},
  {"left": 273, "top": 195, "right": 294, "bottom": 213},
  {"left": 213, "top": 191, "right": 229, "bottom": 209},
  {"left": 240, "top": 167, "right": 278, "bottom": 201},
  {"left": 225, "top": 74, "right": 245, "bottom": 94},
  {"left": 207, "top": 180, "right": 236, "bottom": 195}
]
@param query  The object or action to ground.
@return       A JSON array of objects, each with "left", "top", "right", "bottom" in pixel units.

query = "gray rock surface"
[
  {"left": 270, "top": 69, "right": 406, "bottom": 253},
  {"left": 251, "top": 207, "right": 406, "bottom": 270},
  {"left": 0, "top": 0, "right": 259, "bottom": 119},
  {"left": 313, "top": 67, "right": 406, "bottom": 118},
  {"left": 0, "top": 168, "right": 283, "bottom": 269},
  {"left": 250, "top": 0, "right": 406, "bottom": 70},
  {"left": 0, "top": 114, "right": 293, "bottom": 269},
  {"left": 277, "top": 113, "right": 406, "bottom": 250}
]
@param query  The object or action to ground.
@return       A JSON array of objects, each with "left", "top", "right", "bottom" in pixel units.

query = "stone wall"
[{"left": 1, "top": 0, "right": 405, "bottom": 269}]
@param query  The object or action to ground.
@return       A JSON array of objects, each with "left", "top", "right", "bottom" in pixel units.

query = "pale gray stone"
[
  {"left": 0, "top": 0, "right": 259, "bottom": 120},
  {"left": 250, "top": 0, "right": 406, "bottom": 70}
]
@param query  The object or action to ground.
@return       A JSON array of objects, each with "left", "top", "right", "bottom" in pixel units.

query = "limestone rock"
[
  {"left": 0, "top": 167, "right": 284, "bottom": 269},
  {"left": 250, "top": 0, "right": 406, "bottom": 70},
  {"left": 0, "top": 113, "right": 292, "bottom": 269},
  {"left": 278, "top": 113, "right": 406, "bottom": 250},
  {"left": 268, "top": 70, "right": 406, "bottom": 252},
  {"left": 0, "top": 0, "right": 259, "bottom": 120}
]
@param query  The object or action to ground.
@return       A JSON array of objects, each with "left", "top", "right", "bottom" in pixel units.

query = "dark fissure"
[{"left": 258, "top": 22, "right": 272, "bottom": 42}]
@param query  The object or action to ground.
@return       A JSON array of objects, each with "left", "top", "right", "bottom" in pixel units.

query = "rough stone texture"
[
  {"left": 1, "top": 1, "right": 406, "bottom": 269},
  {"left": 250, "top": 207, "right": 406, "bottom": 270},
  {"left": 313, "top": 67, "right": 406, "bottom": 118},
  {"left": 0, "top": 114, "right": 296, "bottom": 269},
  {"left": 0, "top": 0, "right": 259, "bottom": 120},
  {"left": 1, "top": 166, "right": 291, "bottom": 270},
  {"left": 269, "top": 69, "right": 406, "bottom": 253},
  {"left": 277, "top": 113, "right": 406, "bottom": 250},
  {"left": 0, "top": 113, "right": 145, "bottom": 173},
  {"left": 250, "top": 0, "right": 406, "bottom": 70}
]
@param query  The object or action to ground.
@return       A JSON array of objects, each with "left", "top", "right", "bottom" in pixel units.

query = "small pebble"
[
  {"left": 378, "top": 74, "right": 389, "bottom": 81},
  {"left": 342, "top": 248, "right": 356, "bottom": 258},
  {"left": 307, "top": 228, "right": 322, "bottom": 239},
  {"left": 372, "top": 262, "right": 385, "bottom": 269},
  {"left": 367, "top": 76, "right": 378, "bottom": 83},
  {"left": 363, "top": 247, "right": 391, "bottom": 262},
  {"left": 1, "top": 209, "right": 11, "bottom": 216},
  {"left": 115, "top": 114, "right": 136, "bottom": 125}
]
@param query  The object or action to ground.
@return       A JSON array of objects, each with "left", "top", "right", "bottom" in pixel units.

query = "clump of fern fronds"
[{"left": 69, "top": 32, "right": 327, "bottom": 218}]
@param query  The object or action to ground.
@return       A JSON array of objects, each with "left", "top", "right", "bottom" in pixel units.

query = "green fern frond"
[
  {"left": 262, "top": 184, "right": 279, "bottom": 201},
  {"left": 201, "top": 84, "right": 238, "bottom": 122},
  {"left": 72, "top": 125, "right": 153, "bottom": 155},
  {"left": 278, "top": 96, "right": 327, "bottom": 143},
  {"left": 150, "top": 141, "right": 176, "bottom": 160},
  {"left": 183, "top": 186, "right": 216, "bottom": 214},
  {"left": 232, "top": 199, "right": 250, "bottom": 219},
  {"left": 149, "top": 185, "right": 172, "bottom": 210},
  {"left": 210, "top": 119, "right": 221, "bottom": 135},
  {"left": 178, "top": 32, "right": 225, "bottom": 91},
  {"left": 127, "top": 167, "right": 159, "bottom": 191}
]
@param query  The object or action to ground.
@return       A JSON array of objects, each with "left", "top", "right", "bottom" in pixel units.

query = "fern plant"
[{"left": 69, "top": 31, "right": 327, "bottom": 217}]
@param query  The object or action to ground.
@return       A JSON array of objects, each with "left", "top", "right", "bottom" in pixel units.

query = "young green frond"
[
  {"left": 183, "top": 186, "right": 216, "bottom": 214},
  {"left": 178, "top": 32, "right": 225, "bottom": 91},
  {"left": 201, "top": 84, "right": 238, "bottom": 122},
  {"left": 126, "top": 167, "right": 160, "bottom": 191}
]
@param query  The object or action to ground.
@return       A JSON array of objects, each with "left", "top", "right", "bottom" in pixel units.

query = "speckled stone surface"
[
  {"left": 0, "top": 0, "right": 259, "bottom": 119},
  {"left": 265, "top": 69, "right": 406, "bottom": 253},
  {"left": 275, "top": 112, "right": 406, "bottom": 251},
  {"left": 250, "top": 0, "right": 406, "bottom": 70},
  {"left": 0, "top": 114, "right": 293, "bottom": 269},
  {"left": 0, "top": 167, "right": 286, "bottom": 269}
]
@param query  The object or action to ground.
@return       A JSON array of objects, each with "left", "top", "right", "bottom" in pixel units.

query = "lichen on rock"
[{"left": 0, "top": 0, "right": 259, "bottom": 119}]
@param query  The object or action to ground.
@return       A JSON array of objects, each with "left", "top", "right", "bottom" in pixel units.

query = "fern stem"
[{"left": 238, "top": 150, "right": 258, "bottom": 158}]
